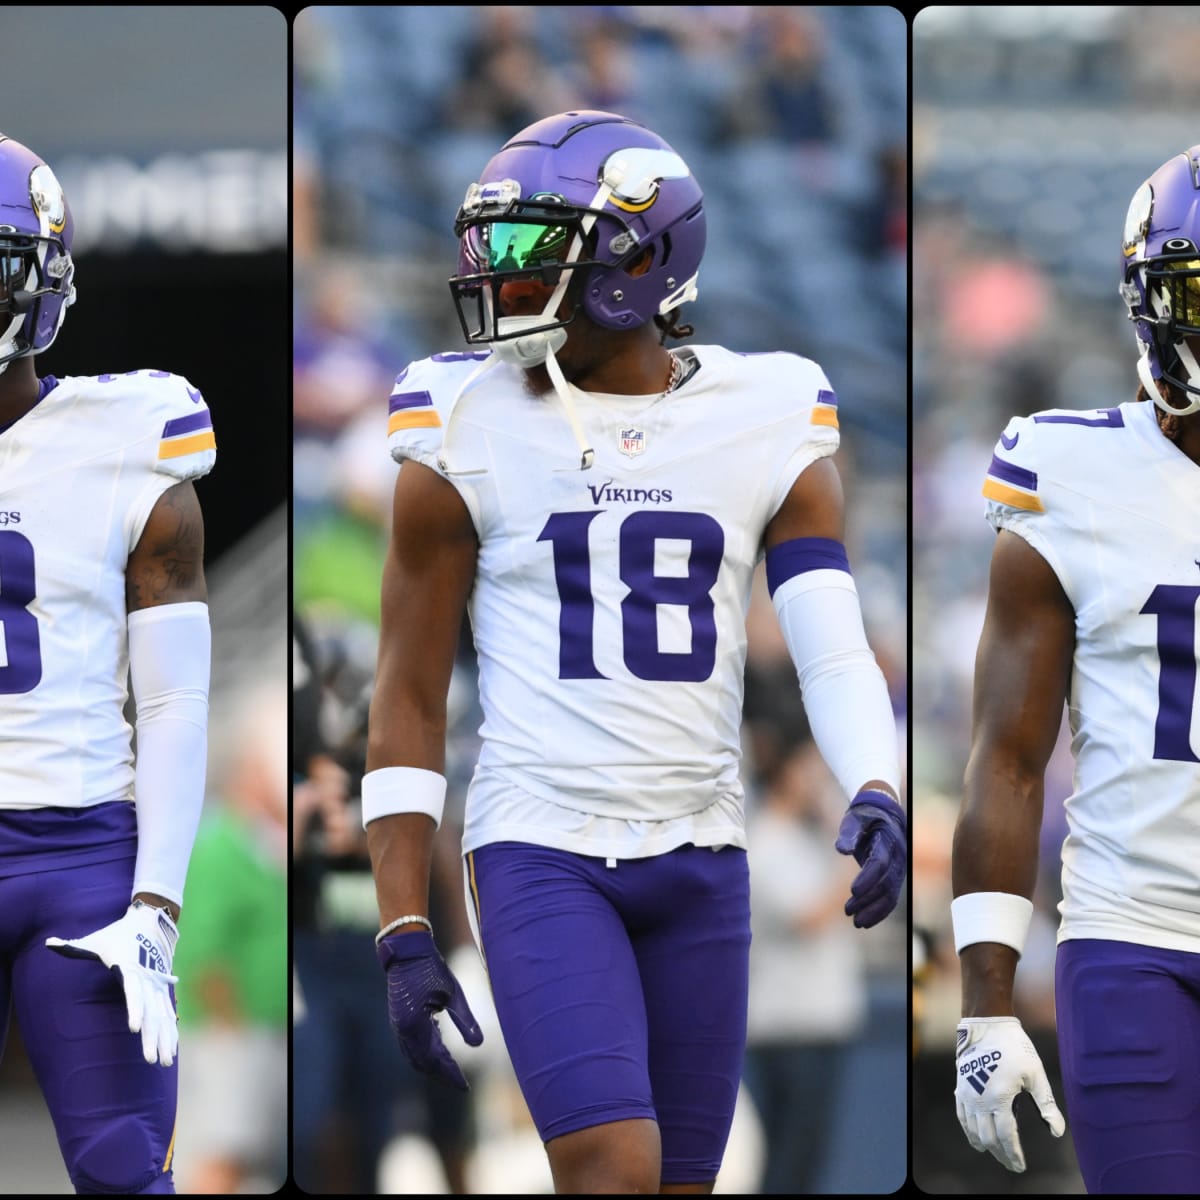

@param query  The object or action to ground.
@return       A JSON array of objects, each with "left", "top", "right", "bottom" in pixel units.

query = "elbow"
[
  {"left": 365, "top": 691, "right": 448, "bottom": 771},
  {"left": 962, "top": 738, "right": 1048, "bottom": 815}
]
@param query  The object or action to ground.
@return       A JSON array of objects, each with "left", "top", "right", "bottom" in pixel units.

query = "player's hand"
[
  {"left": 377, "top": 929, "right": 483, "bottom": 1090},
  {"left": 46, "top": 901, "right": 180, "bottom": 1067},
  {"left": 955, "top": 1016, "right": 1066, "bottom": 1173},
  {"left": 834, "top": 789, "right": 907, "bottom": 927}
]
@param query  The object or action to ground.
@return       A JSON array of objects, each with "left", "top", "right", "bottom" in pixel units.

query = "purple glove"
[
  {"left": 376, "top": 930, "right": 483, "bottom": 1090},
  {"left": 834, "top": 789, "right": 908, "bottom": 928}
]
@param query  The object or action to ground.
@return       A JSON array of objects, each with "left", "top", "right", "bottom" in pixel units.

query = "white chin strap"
[
  {"left": 1139, "top": 347, "right": 1200, "bottom": 417},
  {"left": 543, "top": 343, "right": 595, "bottom": 470},
  {"left": 490, "top": 315, "right": 567, "bottom": 368}
]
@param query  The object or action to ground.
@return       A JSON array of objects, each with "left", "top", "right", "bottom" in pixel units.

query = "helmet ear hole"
[{"left": 626, "top": 248, "right": 654, "bottom": 278}]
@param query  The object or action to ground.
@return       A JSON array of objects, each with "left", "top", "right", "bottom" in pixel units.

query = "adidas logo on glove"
[
  {"left": 959, "top": 1050, "right": 1002, "bottom": 1095},
  {"left": 136, "top": 931, "right": 169, "bottom": 974}
]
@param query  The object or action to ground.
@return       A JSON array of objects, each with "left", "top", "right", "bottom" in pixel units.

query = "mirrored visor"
[
  {"left": 1162, "top": 259, "right": 1200, "bottom": 327},
  {"left": 466, "top": 220, "right": 572, "bottom": 273},
  {"left": 0, "top": 251, "right": 30, "bottom": 305}
]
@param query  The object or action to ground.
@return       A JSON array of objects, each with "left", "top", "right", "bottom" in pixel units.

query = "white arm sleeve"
[
  {"left": 772, "top": 569, "right": 901, "bottom": 799},
  {"left": 127, "top": 601, "right": 211, "bottom": 908}
]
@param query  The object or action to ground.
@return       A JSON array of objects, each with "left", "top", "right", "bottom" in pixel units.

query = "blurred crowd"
[
  {"left": 911, "top": 6, "right": 1199, "bottom": 1193},
  {"left": 171, "top": 684, "right": 290, "bottom": 1194},
  {"left": 292, "top": 5, "right": 908, "bottom": 1194},
  {"left": 292, "top": 5, "right": 907, "bottom": 466}
]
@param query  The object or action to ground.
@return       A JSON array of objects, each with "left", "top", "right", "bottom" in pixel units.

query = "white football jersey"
[
  {"left": 389, "top": 346, "right": 841, "bottom": 855},
  {"left": 0, "top": 371, "right": 216, "bottom": 809},
  {"left": 983, "top": 399, "right": 1200, "bottom": 952}
]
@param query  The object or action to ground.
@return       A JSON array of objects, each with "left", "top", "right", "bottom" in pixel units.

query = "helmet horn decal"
[
  {"left": 602, "top": 147, "right": 691, "bottom": 214},
  {"left": 1121, "top": 181, "right": 1151, "bottom": 261},
  {"left": 29, "top": 164, "right": 68, "bottom": 236}
]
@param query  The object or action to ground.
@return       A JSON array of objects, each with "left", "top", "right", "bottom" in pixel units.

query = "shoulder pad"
[
  {"left": 699, "top": 347, "right": 841, "bottom": 438},
  {"left": 149, "top": 373, "right": 215, "bottom": 482},
  {"left": 982, "top": 406, "right": 1128, "bottom": 518},
  {"left": 758, "top": 350, "right": 841, "bottom": 448},
  {"left": 386, "top": 351, "right": 490, "bottom": 468},
  {"left": 91, "top": 369, "right": 215, "bottom": 482},
  {"left": 982, "top": 413, "right": 1044, "bottom": 515}
]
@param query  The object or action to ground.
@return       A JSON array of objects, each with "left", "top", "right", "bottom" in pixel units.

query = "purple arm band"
[{"left": 765, "top": 537, "right": 851, "bottom": 598}]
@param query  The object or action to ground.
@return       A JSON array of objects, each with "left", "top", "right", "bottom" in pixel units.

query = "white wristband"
[
  {"left": 361, "top": 766, "right": 446, "bottom": 830},
  {"left": 951, "top": 891, "right": 1034, "bottom": 956}
]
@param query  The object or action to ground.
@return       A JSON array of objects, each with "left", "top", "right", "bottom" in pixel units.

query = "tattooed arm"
[
  {"left": 124, "top": 480, "right": 210, "bottom": 922},
  {"left": 126, "top": 481, "right": 208, "bottom": 612}
]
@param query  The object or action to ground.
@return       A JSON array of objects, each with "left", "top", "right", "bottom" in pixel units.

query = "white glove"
[
  {"left": 46, "top": 901, "right": 180, "bottom": 1067},
  {"left": 955, "top": 1016, "right": 1066, "bottom": 1173}
]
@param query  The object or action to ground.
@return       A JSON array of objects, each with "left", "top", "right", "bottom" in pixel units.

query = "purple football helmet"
[
  {"left": 0, "top": 133, "right": 76, "bottom": 376},
  {"left": 449, "top": 110, "right": 705, "bottom": 354},
  {"left": 1120, "top": 144, "right": 1200, "bottom": 415}
]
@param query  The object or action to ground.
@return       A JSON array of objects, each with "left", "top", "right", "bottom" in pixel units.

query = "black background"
[{"left": 36, "top": 246, "right": 289, "bottom": 564}]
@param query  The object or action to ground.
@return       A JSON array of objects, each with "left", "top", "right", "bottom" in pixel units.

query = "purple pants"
[
  {"left": 467, "top": 840, "right": 750, "bottom": 1184},
  {"left": 1056, "top": 937, "right": 1200, "bottom": 1194},
  {"left": 0, "top": 804, "right": 177, "bottom": 1194}
]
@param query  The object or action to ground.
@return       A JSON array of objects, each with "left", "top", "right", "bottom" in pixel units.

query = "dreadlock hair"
[
  {"left": 654, "top": 309, "right": 694, "bottom": 345},
  {"left": 1136, "top": 381, "right": 1184, "bottom": 443}
]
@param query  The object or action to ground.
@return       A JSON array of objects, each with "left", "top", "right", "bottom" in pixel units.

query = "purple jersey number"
[
  {"left": 1141, "top": 584, "right": 1200, "bottom": 763},
  {"left": 0, "top": 530, "right": 42, "bottom": 694},
  {"left": 538, "top": 510, "right": 725, "bottom": 682}
]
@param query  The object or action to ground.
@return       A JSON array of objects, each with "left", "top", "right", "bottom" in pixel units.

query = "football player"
[
  {"left": 363, "top": 110, "right": 906, "bottom": 1193},
  {"left": 952, "top": 145, "right": 1200, "bottom": 1192},
  {"left": 0, "top": 133, "right": 214, "bottom": 1194}
]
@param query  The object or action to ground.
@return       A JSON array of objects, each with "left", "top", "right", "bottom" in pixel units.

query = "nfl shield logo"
[{"left": 618, "top": 427, "right": 646, "bottom": 457}]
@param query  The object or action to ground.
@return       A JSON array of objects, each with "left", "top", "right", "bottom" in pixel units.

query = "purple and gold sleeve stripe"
[
  {"left": 982, "top": 453, "right": 1044, "bottom": 512},
  {"left": 158, "top": 410, "right": 215, "bottom": 460},
  {"left": 388, "top": 389, "right": 442, "bottom": 435},
  {"left": 811, "top": 388, "right": 839, "bottom": 429},
  {"left": 765, "top": 536, "right": 851, "bottom": 598}
]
